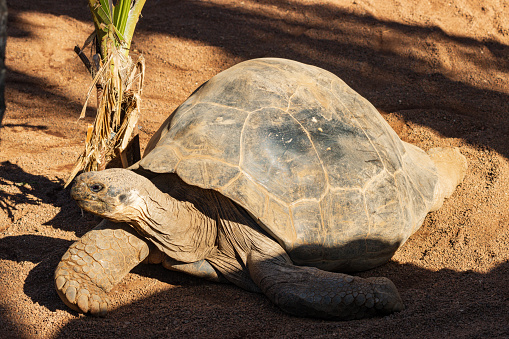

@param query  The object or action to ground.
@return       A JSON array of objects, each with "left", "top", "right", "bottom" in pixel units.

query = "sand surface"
[{"left": 1, "top": 0, "right": 508, "bottom": 337}]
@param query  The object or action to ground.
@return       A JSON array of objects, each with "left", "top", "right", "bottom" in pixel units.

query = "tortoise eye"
[{"left": 90, "top": 183, "right": 104, "bottom": 192}]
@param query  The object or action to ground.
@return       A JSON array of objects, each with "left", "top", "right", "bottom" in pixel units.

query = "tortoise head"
[{"left": 71, "top": 169, "right": 153, "bottom": 223}]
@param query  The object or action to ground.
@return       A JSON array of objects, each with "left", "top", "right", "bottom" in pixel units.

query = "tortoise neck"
[{"left": 127, "top": 178, "right": 218, "bottom": 263}]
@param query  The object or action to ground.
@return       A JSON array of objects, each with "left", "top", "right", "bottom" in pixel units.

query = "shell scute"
[
  {"left": 139, "top": 144, "right": 180, "bottom": 173},
  {"left": 197, "top": 61, "right": 294, "bottom": 112},
  {"left": 241, "top": 107, "right": 327, "bottom": 204},
  {"left": 364, "top": 171, "right": 404, "bottom": 248},
  {"left": 165, "top": 103, "right": 248, "bottom": 166},
  {"left": 320, "top": 189, "right": 368, "bottom": 245},
  {"left": 259, "top": 197, "right": 295, "bottom": 246},
  {"left": 220, "top": 173, "right": 266, "bottom": 220},
  {"left": 288, "top": 200, "right": 324, "bottom": 263},
  {"left": 176, "top": 158, "right": 240, "bottom": 191}
]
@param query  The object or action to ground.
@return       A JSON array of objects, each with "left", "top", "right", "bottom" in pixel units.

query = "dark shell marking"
[{"left": 140, "top": 58, "right": 438, "bottom": 271}]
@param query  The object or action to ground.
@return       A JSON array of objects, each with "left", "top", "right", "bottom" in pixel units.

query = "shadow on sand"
[
  {"left": 0, "top": 230, "right": 506, "bottom": 337},
  {"left": 0, "top": 161, "right": 97, "bottom": 233},
  {"left": 6, "top": 0, "right": 509, "bottom": 158}
]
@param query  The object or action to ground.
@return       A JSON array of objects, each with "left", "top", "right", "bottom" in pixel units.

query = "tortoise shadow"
[
  {"left": 53, "top": 258, "right": 509, "bottom": 338},
  {"left": 1, "top": 230, "right": 506, "bottom": 336}
]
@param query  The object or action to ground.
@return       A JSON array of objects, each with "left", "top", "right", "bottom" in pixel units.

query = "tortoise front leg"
[
  {"left": 248, "top": 251, "right": 404, "bottom": 320},
  {"left": 55, "top": 219, "right": 150, "bottom": 316}
]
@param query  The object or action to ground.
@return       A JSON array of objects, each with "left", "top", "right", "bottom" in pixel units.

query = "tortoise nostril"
[{"left": 90, "top": 184, "right": 104, "bottom": 193}]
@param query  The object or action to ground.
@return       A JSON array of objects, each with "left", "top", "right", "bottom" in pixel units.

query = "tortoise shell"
[{"left": 139, "top": 58, "right": 438, "bottom": 271}]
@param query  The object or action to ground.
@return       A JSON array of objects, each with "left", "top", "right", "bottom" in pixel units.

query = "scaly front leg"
[{"left": 55, "top": 219, "right": 150, "bottom": 316}]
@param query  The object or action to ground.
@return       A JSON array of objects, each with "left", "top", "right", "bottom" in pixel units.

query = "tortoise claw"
[{"left": 55, "top": 252, "right": 111, "bottom": 316}]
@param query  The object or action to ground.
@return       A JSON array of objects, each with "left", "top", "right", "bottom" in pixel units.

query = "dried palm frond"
[
  {"left": 65, "top": 0, "right": 146, "bottom": 187},
  {"left": 65, "top": 50, "right": 144, "bottom": 187}
]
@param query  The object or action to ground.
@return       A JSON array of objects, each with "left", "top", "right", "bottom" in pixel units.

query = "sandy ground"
[{"left": 1, "top": 0, "right": 509, "bottom": 337}]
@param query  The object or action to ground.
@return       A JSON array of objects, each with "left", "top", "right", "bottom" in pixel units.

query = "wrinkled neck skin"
[
  {"left": 120, "top": 179, "right": 218, "bottom": 263},
  {"left": 130, "top": 174, "right": 287, "bottom": 282}
]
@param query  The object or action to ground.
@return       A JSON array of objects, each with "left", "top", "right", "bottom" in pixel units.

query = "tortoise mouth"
[{"left": 75, "top": 198, "right": 108, "bottom": 215}]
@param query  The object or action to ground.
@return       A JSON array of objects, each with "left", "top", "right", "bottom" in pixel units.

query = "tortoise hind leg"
[
  {"left": 55, "top": 219, "right": 150, "bottom": 316},
  {"left": 247, "top": 251, "right": 404, "bottom": 320}
]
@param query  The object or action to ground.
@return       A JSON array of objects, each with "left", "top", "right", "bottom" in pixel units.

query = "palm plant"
[{"left": 66, "top": 0, "right": 147, "bottom": 187}]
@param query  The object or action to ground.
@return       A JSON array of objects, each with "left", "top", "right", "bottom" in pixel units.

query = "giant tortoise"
[{"left": 55, "top": 58, "right": 467, "bottom": 320}]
